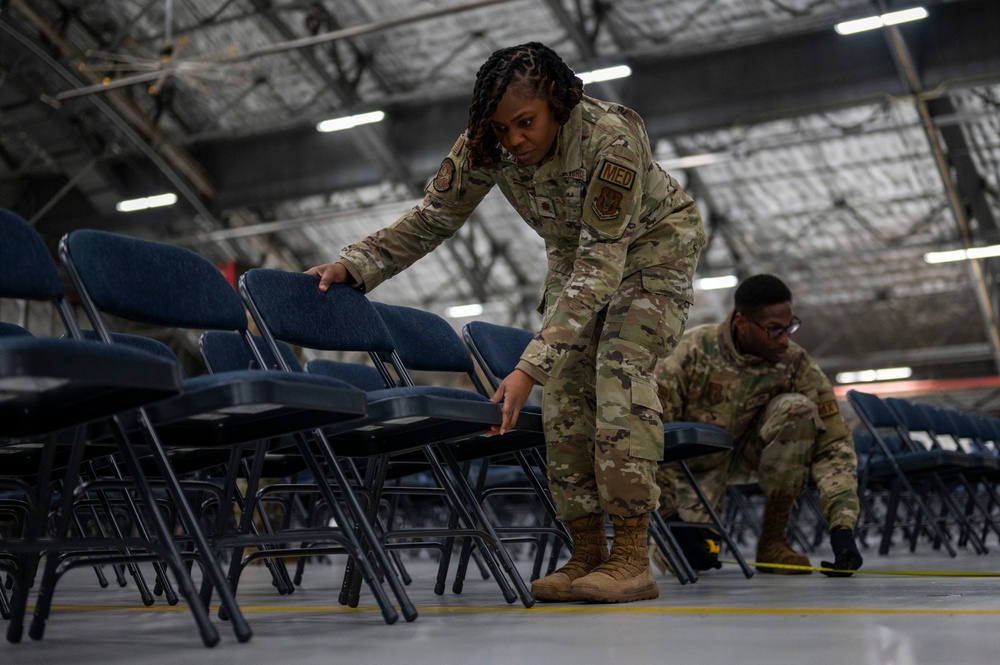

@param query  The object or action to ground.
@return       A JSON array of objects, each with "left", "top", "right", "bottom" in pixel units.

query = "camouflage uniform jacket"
[
  {"left": 339, "top": 96, "right": 705, "bottom": 385},
  {"left": 655, "top": 312, "right": 856, "bottom": 469}
]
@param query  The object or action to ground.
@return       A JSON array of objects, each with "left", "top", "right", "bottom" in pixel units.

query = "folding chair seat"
[
  {"left": 58, "top": 229, "right": 417, "bottom": 626},
  {"left": 199, "top": 331, "right": 408, "bottom": 599},
  {"left": 0, "top": 210, "right": 188, "bottom": 644},
  {"left": 238, "top": 269, "right": 535, "bottom": 607},
  {"left": 847, "top": 390, "right": 959, "bottom": 557}
]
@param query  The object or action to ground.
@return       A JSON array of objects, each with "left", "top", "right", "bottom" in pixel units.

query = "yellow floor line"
[{"left": 38, "top": 604, "right": 1000, "bottom": 616}]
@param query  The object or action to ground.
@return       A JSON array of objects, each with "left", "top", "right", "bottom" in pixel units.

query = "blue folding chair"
[
  {"left": 848, "top": 390, "right": 959, "bottom": 557},
  {"left": 239, "top": 269, "right": 535, "bottom": 608},
  {"left": 885, "top": 398, "right": 992, "bottom": 554},
  {"left": 0, "top": 210, "right": 187, "bottom": 644},
  {"left": 58, "top": 229, "right": 419, "bottom": 626}
]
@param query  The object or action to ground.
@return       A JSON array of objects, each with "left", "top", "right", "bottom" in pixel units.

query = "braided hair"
[{"left": 466, "top": 42, "right": 584, "bottom": 169}]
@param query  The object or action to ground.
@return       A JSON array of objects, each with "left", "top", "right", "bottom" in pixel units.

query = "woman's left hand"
[{"left": 490, "top": 369, "right": 536, "bottom": 435}]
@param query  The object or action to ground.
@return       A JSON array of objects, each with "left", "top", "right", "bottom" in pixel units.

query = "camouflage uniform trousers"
[
  {"left": 544, "top": 269, "right": 692, "bottom": 521},
  {"left": 657, "top": 393, "right": 859, "bottom": 530}
]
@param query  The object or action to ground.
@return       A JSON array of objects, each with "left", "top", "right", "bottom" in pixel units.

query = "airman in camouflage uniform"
[
  {"left": 308, "top": 43, "right": 705, "bottom": 602},
  {"left": 654, "top": 274, "right": 863, "bottom": 576}
]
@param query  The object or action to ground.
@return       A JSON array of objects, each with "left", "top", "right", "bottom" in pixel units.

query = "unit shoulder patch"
[
  {"left": 433, "top": 158, "right": 455, "bottom": 192},
  {"left": 597, "top": 159, "right": 636, "bottom": 191},
  {"left": 592, "top": 187, "right": 624, "bottom": 220}
]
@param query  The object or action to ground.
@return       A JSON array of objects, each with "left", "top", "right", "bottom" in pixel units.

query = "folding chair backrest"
[
  {"left": 371, "top": 302, "right": 474, "bottom": 375},
  {"left": 60, "top": 229, "right": 247, "bottom": 333},
  {"left": 462, "top": 321, "right": 533, "bottom": 392},
  {"left": 973, "top": 416, "right": 999, "bottom": 452},
  {"left": 884, "top": 398, "right": 937, "bottom": 451},
  {"left": 847, "top": 390, "right": 897, "bottom": 429},
  {"left": 0, "top": 209, "right": 64, "bottom": 302},
  {"left": 370, "top": 301, "right": 488, "bottom": 394},
  {"left": 199, "top": 331, "right": 303, "bottom": 373},
  {"left": 939, "top": 409, "right": 986, "bottom": 453},
  {"left": 240, "top": 270, "right": 394, "bottom": 356},
  {"left": 0, "top": 209, "right": 81, "bottom": 336},
  {"left": 0, "top": 322, "right": 32, "bottom": 337},
  {"left": 305, "top": 359, "right": 387, "bottom": 392}
]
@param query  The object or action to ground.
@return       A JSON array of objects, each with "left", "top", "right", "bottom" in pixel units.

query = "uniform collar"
[{"left": 718, "top": 310, "right": 769, "bottom": 368}]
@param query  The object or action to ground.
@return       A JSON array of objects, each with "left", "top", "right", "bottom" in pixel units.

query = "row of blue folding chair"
[
  {"left": 847, "top": 390, "right": 998, "bottom": 557},
  {"left": 1, "top": 210, "right": 434, "bottom": 646},
  {"left": 59, "top": 228, "right": 422, "bottom": 625},
  {"left": 0, "top": 210, "right": 246, "bottom": 646}
]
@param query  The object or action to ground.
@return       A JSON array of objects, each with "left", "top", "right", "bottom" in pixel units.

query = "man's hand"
[
  {"left": 821, "top": 527, "right": 863, "bottom": 577},
  {"left": 489, "top": 369, "right": 536, "bottom": 435},
  {"left": 304, "top": 262, "right": 350, "bottom": 291}
]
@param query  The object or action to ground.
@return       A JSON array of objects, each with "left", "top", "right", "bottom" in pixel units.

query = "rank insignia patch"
[
  {"left": 598, "top": 160, "right": 636, "bottom": 190},
  {"left": 592, "top": 187, "right": 624, "bottom": 219},
  {"left": 433, "top": 158, "right": 455, "bottom": 192}
]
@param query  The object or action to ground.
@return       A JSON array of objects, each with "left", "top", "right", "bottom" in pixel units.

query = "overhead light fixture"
[
  {"left": 924, "top": 244, "right": 1000, "bottom": 264},
  {"left": 659, "top": 152, "right": 728, "bottom": 170},
  {"left": 316, "top": 110, "right": 385, "bottom": 133},
  {"left": 115, "top": 192, "right": 178, "bottom": 212},
  {"left": 445, "top": 303, "right": 484, "bottom": 319},
  {"left": 694, "top": 275, "right": 739, "bottom": 291},
  {"left": 577, "top": 65, "right": 631, "bottom": 84},
  {"left": 834, "top": 6, "right": 928, "bottom": 35},
  {"left": 835, "top": 366, "right": 913, "bottom": 384}
]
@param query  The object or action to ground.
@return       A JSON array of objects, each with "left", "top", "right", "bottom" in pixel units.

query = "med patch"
[{"left": 598, "top": 160, "right": 636, "bottom": 190}]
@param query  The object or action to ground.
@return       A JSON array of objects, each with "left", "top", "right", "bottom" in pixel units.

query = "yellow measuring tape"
[{"left": 721, "top": 560, "right": 1000, "bottom": 577}]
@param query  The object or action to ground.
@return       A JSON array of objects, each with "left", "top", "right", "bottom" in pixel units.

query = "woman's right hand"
[{"left": 304, "top": 262, "right": 349, "bottom": 292}]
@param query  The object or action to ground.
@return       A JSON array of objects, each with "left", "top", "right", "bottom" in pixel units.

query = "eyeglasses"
[{"left": 748, "top": 316, "right": 801, "bottom": 339}]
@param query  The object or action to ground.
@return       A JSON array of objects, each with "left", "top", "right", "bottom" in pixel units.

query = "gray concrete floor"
[{"left": 3, "top": 542, "right": 999, "bottom": 665}]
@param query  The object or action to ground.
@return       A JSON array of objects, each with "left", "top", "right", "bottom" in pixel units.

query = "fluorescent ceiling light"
[
  {"left": 659, "top": 152, "right": 728, "bottom": 170},
  {"left": 445, "top": 303, "right": 484, "bottom": 319},
  {"left": 924, "top": 244, "right": 1000, "bottom": 264},
  {"left": 578, "top": 65, "right": 631, "bottom": 84},
  {"left": 115, "top": 192, "right": 178, "bottom": 212},
  {"left": 694, "top": 275, "right": 739, "bottom": 291},
  {"left": 881, "top": 7, "right": 930, "bottom": 25},
  {"left": 835, "top": 6, "right": 928, "bottom": 35},
  {"left": 836, "top": 366, "right": 913, "bottom": 384},
  {"left": 316, "top": 110, "right": 385, "bottom": 133}
]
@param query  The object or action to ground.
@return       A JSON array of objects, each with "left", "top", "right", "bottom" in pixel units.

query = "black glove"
[
  {"left": 821, "top": 528, "right": 863, "bottom": 577},
  {"left": 666, "top": 515, "right": 722, "bottom": 571}
]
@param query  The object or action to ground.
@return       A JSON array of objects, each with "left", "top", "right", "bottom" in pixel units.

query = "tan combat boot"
[
  {"left": 531, "top": 513, "right": 608, "bottom": 602},
  {"left": 755, "top": 497, "right": 812, "bottom": 574},
  {"left": 570, "top": 513, "right": 659, "bottom": 603}
]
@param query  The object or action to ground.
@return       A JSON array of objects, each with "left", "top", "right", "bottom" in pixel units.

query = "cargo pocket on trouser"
[
  {"left": 629, "top": 374, "right": 664, "bottom": 462},
  {"left": 619, "top": 266, "right": 693, "bottom": 360}
]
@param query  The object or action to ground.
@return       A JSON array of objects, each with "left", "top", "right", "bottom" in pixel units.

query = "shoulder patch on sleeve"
[
  {"left": 432, "top": 158, "right": 455, "bottom": 192},
  {"left": 818, "top": 399, "right": 840, "bottom": 419},
  {"left": 598, "top": 160, "right": 636, "bottom": 190},
  {"left": 592, "top": 187, "right": 624, "bottom": 220}
]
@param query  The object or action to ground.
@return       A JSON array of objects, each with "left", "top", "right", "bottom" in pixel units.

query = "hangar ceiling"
[{"left": 1, "top": 0, "right": 999, "bottom": 413}]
